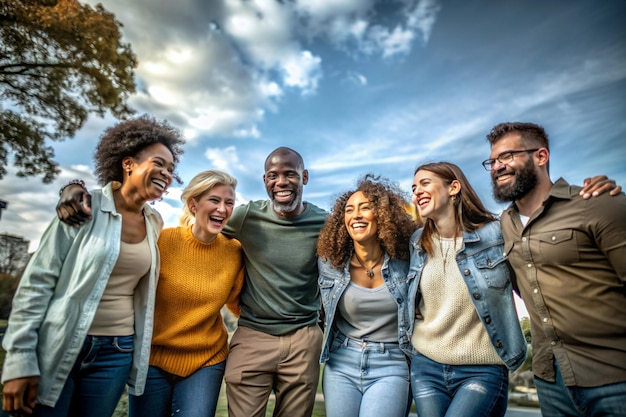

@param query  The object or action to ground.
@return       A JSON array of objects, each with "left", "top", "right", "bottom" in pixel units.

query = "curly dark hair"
[
  {"left": 93, "top": 115, "right": 185, "bottom": 185},
  {"left": 317, "top": 174, "right": 421, "bottom": 269}
]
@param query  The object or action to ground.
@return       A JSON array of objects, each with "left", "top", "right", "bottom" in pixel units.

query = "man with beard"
[
  {"left": 221, "top": 147, "right": 326, "bottom": 417},
  {"left": 484, "top": 122, "right": 626, "bottom": 417}
]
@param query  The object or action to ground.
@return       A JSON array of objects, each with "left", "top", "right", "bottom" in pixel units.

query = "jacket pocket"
[{"left": 474, "top": 248, "right": 511, "bottom": 290}]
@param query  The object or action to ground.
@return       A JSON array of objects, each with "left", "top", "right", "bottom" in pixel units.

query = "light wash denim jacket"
[
  {"left": 1, "top": 183, "right": 162, "bottom": 406},
  {"left": 318, "top": 253, "right": 411, "bottom": 363},
  {"left": 400, "top": 220, "right": 527, "bottom": 371}
]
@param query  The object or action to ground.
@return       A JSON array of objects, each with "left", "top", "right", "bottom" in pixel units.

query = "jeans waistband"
[{"left": 336, "top": 331, "right": 399, "bottom": 352}]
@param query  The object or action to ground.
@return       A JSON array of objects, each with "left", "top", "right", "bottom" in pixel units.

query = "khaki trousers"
[{"left": 224, "top": 324, "right": 323, "bottom": 417}]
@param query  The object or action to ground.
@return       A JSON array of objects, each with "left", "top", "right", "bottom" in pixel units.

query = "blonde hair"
[{"left": 179, "top": 170, "right": 237, "bottom": 226}]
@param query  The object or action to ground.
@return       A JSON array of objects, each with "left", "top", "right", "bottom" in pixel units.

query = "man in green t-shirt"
[{"left": 221, "top": 147, "right": 327, "bottom": 417}]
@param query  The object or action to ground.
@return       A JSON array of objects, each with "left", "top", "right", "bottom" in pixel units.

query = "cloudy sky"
[{"left": 1, "top": 0, "right": 625, "bottom": 255}]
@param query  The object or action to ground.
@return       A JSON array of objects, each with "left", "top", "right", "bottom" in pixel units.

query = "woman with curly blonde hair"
[{"left": 317, "top": 174, "right": 419, "bottom": 417}]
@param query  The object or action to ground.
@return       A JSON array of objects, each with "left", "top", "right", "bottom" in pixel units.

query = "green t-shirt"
[{"left": 223, "top": 200, "right": 327, "bottom": 335}]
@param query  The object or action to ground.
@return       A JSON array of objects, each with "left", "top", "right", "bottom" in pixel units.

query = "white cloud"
[
  {"left": 205, "top": 146, "right": 243, "bottom": 172},
  {"left": 77, "top": 0, "right": 441, "bottom": 143},
  {"left": 281, "top": 50, "right": 323, "bottom": 94}
]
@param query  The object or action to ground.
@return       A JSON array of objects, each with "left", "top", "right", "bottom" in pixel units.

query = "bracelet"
[{"left": 59, "top": 179, "right": 88, "bottom": 196}]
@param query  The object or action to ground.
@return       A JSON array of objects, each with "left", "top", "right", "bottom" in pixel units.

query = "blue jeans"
[
  {"left": 34, "top": 335, "right": 134, "bottom": 417},
  {"left": 534, "top": 360, "right": 626, "bottom": 417},
  {"left": 409, "top": 353, "right": 509, "bottom": 417},
  {"left": 129, "top": 362, "right": 226, "bottom": 417},
  {"left": 322, "top": 332, "right": 410, "bottom": 417}
]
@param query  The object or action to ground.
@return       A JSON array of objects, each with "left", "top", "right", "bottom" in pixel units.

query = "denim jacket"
[
  {"left": 1, "top": 183, "right": 162, "bottom": 406},
  {"left": 318, "top": 253, "right": 410, "bottom": 363},
  {"left": 400, "top": 221, "right": 527, "bottom": 371}
]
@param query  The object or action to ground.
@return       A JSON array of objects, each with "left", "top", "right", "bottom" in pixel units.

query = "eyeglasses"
[{"left": 481, "top": 149, "right": 539, "bottom": 171}]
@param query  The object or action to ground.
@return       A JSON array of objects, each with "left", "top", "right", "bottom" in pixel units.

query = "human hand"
[
  {"left": 56, "top": 184, "right": 92, "bottom": 226},
  {"left": 2, "top": 376, "right": 39, "bottom": 414},
  {"left": 580, "top": 175, "right": 622, "bottom": 199}
]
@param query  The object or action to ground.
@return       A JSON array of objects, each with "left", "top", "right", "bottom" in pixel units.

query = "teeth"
[
  {"left": 153, "top": 179, "right": 166, "bottom": 189},
  {"left": 276, "top": 191, "right": 292, "bottom": 196},
  {"left": 352, "top": 222, "right": 367, "bottom": 229}
]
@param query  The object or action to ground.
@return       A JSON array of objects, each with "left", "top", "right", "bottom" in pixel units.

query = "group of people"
[{"left": 2, "top": 117, "right": 625, "bottom": 417}]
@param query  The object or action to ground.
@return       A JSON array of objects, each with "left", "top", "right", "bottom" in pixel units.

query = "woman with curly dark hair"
[
  {"left": 317, "top": 174, "right": 419, "bottom": 417},
  {"left": 2, "top": 115, "right": 185, "bottom": 417}
]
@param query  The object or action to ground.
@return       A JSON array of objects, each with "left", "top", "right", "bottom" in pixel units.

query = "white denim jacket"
[{"left": 1, "top": 183, "right": 162, "bottom": 406}]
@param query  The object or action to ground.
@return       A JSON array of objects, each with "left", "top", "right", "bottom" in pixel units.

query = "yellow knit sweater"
[{"left": 150, "top": 226, "right": 244, "bottom": 377}]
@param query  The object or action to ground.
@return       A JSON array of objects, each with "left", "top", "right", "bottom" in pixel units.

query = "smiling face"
[
  {"left": 489, "top": 133, "right": 539, "bottom": 203},
  {"left": 263, "top": 150, "right": 308, "bottom": 217},
  {"left": 344, "top": 191, "right": 378, "bottom": 244},
  {"left": 123, "top": 142, "right": 175, "bottom": 202},
  {"left": 412, "top": 169, "right": 457, "bottom": 222},
  {"left": 189, "top": 184, "right": 236, "bottom": 243}
]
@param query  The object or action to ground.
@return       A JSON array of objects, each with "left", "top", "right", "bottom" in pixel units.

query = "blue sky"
[{"left": 1, "top": 0, "right": 625, "bottom": 254}]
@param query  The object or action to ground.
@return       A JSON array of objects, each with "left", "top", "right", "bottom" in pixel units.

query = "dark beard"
[{"left": 492, "top": 159, "right": 538, "bottom": 203}]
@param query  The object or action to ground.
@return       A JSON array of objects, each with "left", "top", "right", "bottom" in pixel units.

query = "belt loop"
[{"left": 339, "top": 331, "right": 349, "bottom": 348}]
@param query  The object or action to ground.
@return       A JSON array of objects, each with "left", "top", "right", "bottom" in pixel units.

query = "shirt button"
[
  {"left": 496, "top": 341, "right": 503, "bottom": 348},
  {"left": 522, "top": 237, "right": 527, "bottom": 242},
  {"left": 542, "top": 317, "right": 548, "bottom": 323},
  {"left": 551, "top": 236, "right": 556, "bottom": 241},
  {"left": 533, "top": 288, "right": 538, "bottom": 294},
  {"left": 473, "top": 293, "right": 480, "bottom": 300},
  {"left": 550, "top": 341, "right": 556, "bottom": 346},
  {"left": 485, "top": 317, "right": 492, "bottom": 324},
  {"left": 527, "top": 263, "right": 532, "bottom": 268},
  {"left": 464, "top": 269, "right": 471, "bottom": 276}
]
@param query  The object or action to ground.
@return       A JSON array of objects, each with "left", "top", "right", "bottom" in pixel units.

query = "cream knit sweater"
[{"left": 411, "top": 236, "right": 502, "bottom": 365}]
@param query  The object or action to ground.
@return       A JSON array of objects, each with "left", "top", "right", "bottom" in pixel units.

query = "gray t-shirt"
[{"left": 336, "top": 281, "right": 397, "bottom": 343}]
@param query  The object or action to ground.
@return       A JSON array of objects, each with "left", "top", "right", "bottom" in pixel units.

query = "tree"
[
  {"left": 0, "top": 272, "right": 19, "bottom": 319},
  {"left": 0, "top": 0, "right": 137, "bottom": 183}
]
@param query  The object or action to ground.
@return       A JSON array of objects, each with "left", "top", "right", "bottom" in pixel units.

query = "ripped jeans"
[{"left": 409, "top": 353, "right": 509, "bottom": 417}]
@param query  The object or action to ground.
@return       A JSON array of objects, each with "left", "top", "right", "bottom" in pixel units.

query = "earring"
[
  {"left": 451, "top": 195, "right": 456, "bottom": 203},
  {"left": 127, "top": 170, "right": 132, "bottom": 176}
]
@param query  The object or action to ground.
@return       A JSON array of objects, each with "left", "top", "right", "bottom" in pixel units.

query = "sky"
[{"left": 1, "top": 0, "right": 625, "bottom": 255}]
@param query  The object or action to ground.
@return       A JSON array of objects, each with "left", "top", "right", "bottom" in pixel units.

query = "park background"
[{"left": 1, "top": 0, "right": 625, "bottom": 415}]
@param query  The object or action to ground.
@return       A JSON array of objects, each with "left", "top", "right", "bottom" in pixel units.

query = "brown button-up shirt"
[{"left": 501, "top": 178, "right": 626, "bottom": 387}]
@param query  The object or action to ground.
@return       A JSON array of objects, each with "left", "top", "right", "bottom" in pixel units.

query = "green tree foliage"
[
  {"left": 0, "top": 272, "right": 19, "bottom": 319},
  {"left": 0, "top": 0, "right": 137, "bottom": 182}
]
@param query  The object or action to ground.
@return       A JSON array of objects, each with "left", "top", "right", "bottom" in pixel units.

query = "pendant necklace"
[
  {"left": 439, "top": 235, "right": 458, "bottom": 275},
  {"left": 354, "top": 251, "right": 384, "bottom": 279}
]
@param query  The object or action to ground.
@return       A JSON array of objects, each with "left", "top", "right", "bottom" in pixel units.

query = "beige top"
[
  {"left": 412, "top": 236, "right": 502, "bottom": 365},
  {"left": 89, "top": 237, "right": 151, "bottom": 336}
]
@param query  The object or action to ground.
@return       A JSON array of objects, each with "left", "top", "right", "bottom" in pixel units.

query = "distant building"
[
  {"left": 0, "top": 199, "right": 7, "bottom": 220},
  {"left": 0, "top": 232, "right": 31, "bottom": 276}
]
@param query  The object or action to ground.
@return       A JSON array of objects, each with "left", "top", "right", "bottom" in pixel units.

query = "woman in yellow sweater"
[{"left": 129, "top": 170, "right": 245, "bottom": 417}]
